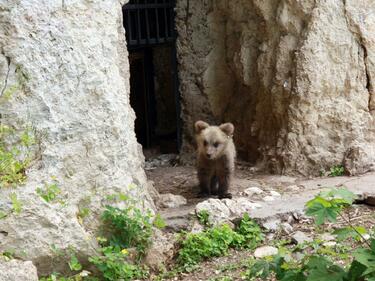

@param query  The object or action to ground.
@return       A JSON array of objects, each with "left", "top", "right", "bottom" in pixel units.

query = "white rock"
[
  {"left": 254, "top": 246, "right": 278, "bottom": 258},
  {"left": 0, "top": 259, "right": 38, "bottom": 281},
  {"left": 292, "top": 231, "right": 313, "bottom": 244},
  {"left": 157, "top": 193, "right": 187, "bottom": 208},
  {"left": 196, "top": 199, "right": 231, "bottom": 225},
  {"left": 0, "top": 1, "right": 155, "bottom": 275},
  {"left": 263, "top": 196, "right": 275, "bottom": 202},
  {"left": 320, "top": 233, "right": 336, "bottom": 242},
  {"left": 262, "top": 218, "right": 281, "bottom": 232},
  {"left": 270, "top": 191, "right": 281, "bottom": 197},
  {"left": 144, "top": 229, "right": 175, "bottom": 270},
  {"left": 223, "top": 197, "right": 262, "bottom": 217},
  {"left": 323, "top": 241, "right": 337, "bottom": 247},
  {"left": 244, "top": 187, "right": 264, "bottom": 196},
  {"left": 190, "top": 220, "right": 205, "bottom": 234},
  {"left": 281, "top": 222, "right": 293, "bottom": 234}
]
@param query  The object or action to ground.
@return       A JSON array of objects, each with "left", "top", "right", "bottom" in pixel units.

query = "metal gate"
[
  {"left": 123, "top": 0, "right": 176, "bottom": 49},
  {"left": 122, "top": 0, "right": 181, "bottom": 151}
]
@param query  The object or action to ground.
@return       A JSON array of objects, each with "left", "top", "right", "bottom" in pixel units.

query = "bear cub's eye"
[
  {"left": 203, "top": 140, "right": 208, "bottom": 146},
  {"left": 214, "top": 142, "right": 219, "bottom": 148}
]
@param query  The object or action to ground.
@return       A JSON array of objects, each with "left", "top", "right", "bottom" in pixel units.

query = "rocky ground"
[{"left": 145, "top": 154, "right": 375, "bottom": 281}]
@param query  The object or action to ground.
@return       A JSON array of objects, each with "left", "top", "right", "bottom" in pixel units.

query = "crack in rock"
[
  {"left": 342, "top": 0, "right": 373, "bottom": 111},
  {"left": 0, "top": 56, "right": 11, "bottom": 98}
]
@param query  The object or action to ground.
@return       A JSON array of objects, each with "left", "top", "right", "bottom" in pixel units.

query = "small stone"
[
  {"left": 288, "top": 185, "right": 300, "bottom": 191},
  {"left": 363, "top": 234, "right": 371, "bottom": 240},
  {"left": 323, "top": 241, "right": 337, "bottom": 247},
  {"left": 0, "top": 259, "right": 38, "bottom": 281},
  {"left": 292, "top": 231, "right": 313, "bottom": 244},
  {"left": 157, "top": 193, "right": 187, "bottom": 208},
  {"left": 196, "top": 199, "right": 231, "bottom": 225},
  {"left": 262, "top": 218, "right": 281, "bottom": 232},
  {"left": 190, "top": 220, "right": 205, "bottom": 234},
  {"left": 144, "top": 229, "right": 175, "bottom": 270},
  {"left": 223, "top": 198, "right": 262, "bottom": 217},
  {"left": 244, "top": 187, "right": 264, "bottom": 196},
  {"left": 254, "top": 246, "right": 278, "bottom": 258},
  {"left": 263, "top": 196, "right": 275, "bottom": 202},
  {"left": 281, "top": 222, "right": 293, "bottom": 234},
  {"left": 270, "top": 191, "right": 281, "bottom": 197},
  {"left": 320, "top": 233, "right": 336, "bottom": 242}
]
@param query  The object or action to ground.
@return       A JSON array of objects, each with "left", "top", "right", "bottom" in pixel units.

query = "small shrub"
[
  {"left": 177, "top": 215, "right": 264, "bottom": 270},
  {"left": 36, "top": 182, "right": 61, "bottom": 203},
  {"left": 88, "top": 246, "right": 147, "bottom": 281},
  {"left": 0, "top": 125, "right": 35, "bottom": 187},
  {"left": 235, "top": 213, "right": 264, "bottom": 249},
  {"left": 244, "top": 187, "right": 375, "bottom": 281},
  {"left": 328, "top": 165, "right": 345, "bottom": 177},
  {"left": 10, "top": 193, "right": 22, "bottom": 214},
  {"left": 197, "top": 210, "right": 210, "bottom": 226},
  {"left": 101, "top": 205, "right": 153, "bottom": 258}
]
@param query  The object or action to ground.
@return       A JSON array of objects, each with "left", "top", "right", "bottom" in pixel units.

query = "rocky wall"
[
  {"left": 0, "top": 0, "right": 155, "bottom": 275},
  {"left": 176, "top": 0, "right": 375, "bottom": 175}
]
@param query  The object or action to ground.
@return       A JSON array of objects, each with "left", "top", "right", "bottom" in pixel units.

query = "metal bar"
[
  {"left": 155, "top": 7, "right": 160, "bottom": 43},
  {"left": 163, "top": 5, "right": 168, "bottom": 40},
  {"left": 125, "top": 3, "right": 174, "bottom": 9},
  {"left": 127, "top": 10, "right": 133, "bottom": 42},
  {"left": 136, "top": 6, "right": 142, "bottom": 45},
  {"left": 145, "top": 7, "right": 150, "bottom": 44}
]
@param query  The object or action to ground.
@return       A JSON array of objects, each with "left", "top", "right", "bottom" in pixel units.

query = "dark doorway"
[{"left": 123, "top": 0, "right": 180, "bottom": 155}]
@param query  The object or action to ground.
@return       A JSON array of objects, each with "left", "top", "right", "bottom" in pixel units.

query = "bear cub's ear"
[
  {"left": 219, "top": 123, "right": 234, "bottom": 136},
  {"left": 195, "top": 120, "right": 209, "bottom": 133}
]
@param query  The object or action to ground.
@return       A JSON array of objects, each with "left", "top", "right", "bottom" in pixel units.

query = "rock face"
[
  {"left": 176, "top": 0, "right": 375, "bottom": 175},
  {"left": 0, "top": 0, "right": 155, "bottom": 275},
  {"left": 0, "top": 259, "right": 38, "bottom": 281}
]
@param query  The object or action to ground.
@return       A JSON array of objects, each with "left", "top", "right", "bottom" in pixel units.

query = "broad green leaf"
[
  {"left": 334, "top": 226, "right": 367, "bottom": 241},
  {"left": 307, "top": 264, "right": 346, "bottom": 281},
  {"left": 346, "top": 260, "right": 367, "bottom": 281},
  {"left": 305, "top": 201, "right": 339, "bottom": 225},
  {"left": 353, "top": 248, "right": 375, "bottom": 276}
]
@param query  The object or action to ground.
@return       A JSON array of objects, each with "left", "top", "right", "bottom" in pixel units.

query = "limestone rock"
[
  {"left": 176, "top": 0, "right": 375, "bottom": 176},
  {"left": 222, "top": 197, "right": 262, "bottom": 218},
  {"left": 195, "top": 199, "right": 231, "bottom": 225},
  {"left": 0, "top": 0, "right": 155, "bottom": 275},
  {"left": 270, "top": 191, "right": 281, "bottom": 197},
  {"left": 243, "top": 187, "right": 264, "bottom": 196},
  {"left": 254, "top": 246, "right": 278, "bottom": 258},
  {"left": 157, "top": 193, "right": 187, "bottom": 208},
  {"left": 263, "top": 196, "right": 275, "bottom": 202},
  {"left": 0, "top": 258, "right": 38, "bottom": 281},
  {"left": 292, "top": 231, "right": 313, "bottom": 244},
  {"left": 144, "top": 229, "right": 175, "bottom": 270},
  {"left": 320, "top": 233, "right": 336, "bottom": 242},
  {"left": 262, "top": 218, "right": 281, "bottom": 232}
]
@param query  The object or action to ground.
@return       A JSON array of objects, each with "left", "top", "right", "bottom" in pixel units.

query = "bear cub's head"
[{"left": 194, "top": 120, "right": 234, "bottom": 160}]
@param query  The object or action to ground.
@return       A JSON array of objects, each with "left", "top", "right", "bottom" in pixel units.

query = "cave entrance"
[{"left": 122, "top": 0, "right": 180, "bottom": 157}]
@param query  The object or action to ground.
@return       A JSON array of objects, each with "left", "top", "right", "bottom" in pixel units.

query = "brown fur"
[{"left": 194, "top": 121, "right": 236, "bottom": 199}]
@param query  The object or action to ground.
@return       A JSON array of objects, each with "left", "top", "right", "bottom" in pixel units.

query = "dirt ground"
[{"left": 145, "top": 155, "right": 375, "bottom": 281}]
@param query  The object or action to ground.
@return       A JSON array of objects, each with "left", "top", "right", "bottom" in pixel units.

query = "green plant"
[
  {"left": 0, "top": 125, "right": 35, "bottom": 187},
  {"left": 177, "top": 216, "right": 264, "bottom": 270},
  {"left": 36, "top": 182, "right": 61, "bottom": 203},
  {"left": 10, "top": 193, "right": 22, "bottom": 214},
  {"left": 101, "top": 205, "right": 153, "bottom": 258},
  {"left": 68, "top": 254, "right": 83, "bottom": 272},
  {"left": 235, "top": 213, "right": 264, "bottom": 249},
  {"left": 328, "top": 165, "right": 345, "bottom": 177},
  {"left": 197, "top": 210, "right": 210, "bottom": 226},
  {"left": 153, "top": 213, "right": 166, "bottom": 229},
  {"left": 89, "top": 246, "right": 147, "bottom": 281},
  {"left": 244, "top": 187, "right": 375, "bottom": 281}
]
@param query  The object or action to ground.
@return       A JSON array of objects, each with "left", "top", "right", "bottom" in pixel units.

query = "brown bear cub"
[{"left": 194, "top": 120, "right": 236, "bottom": 199}]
